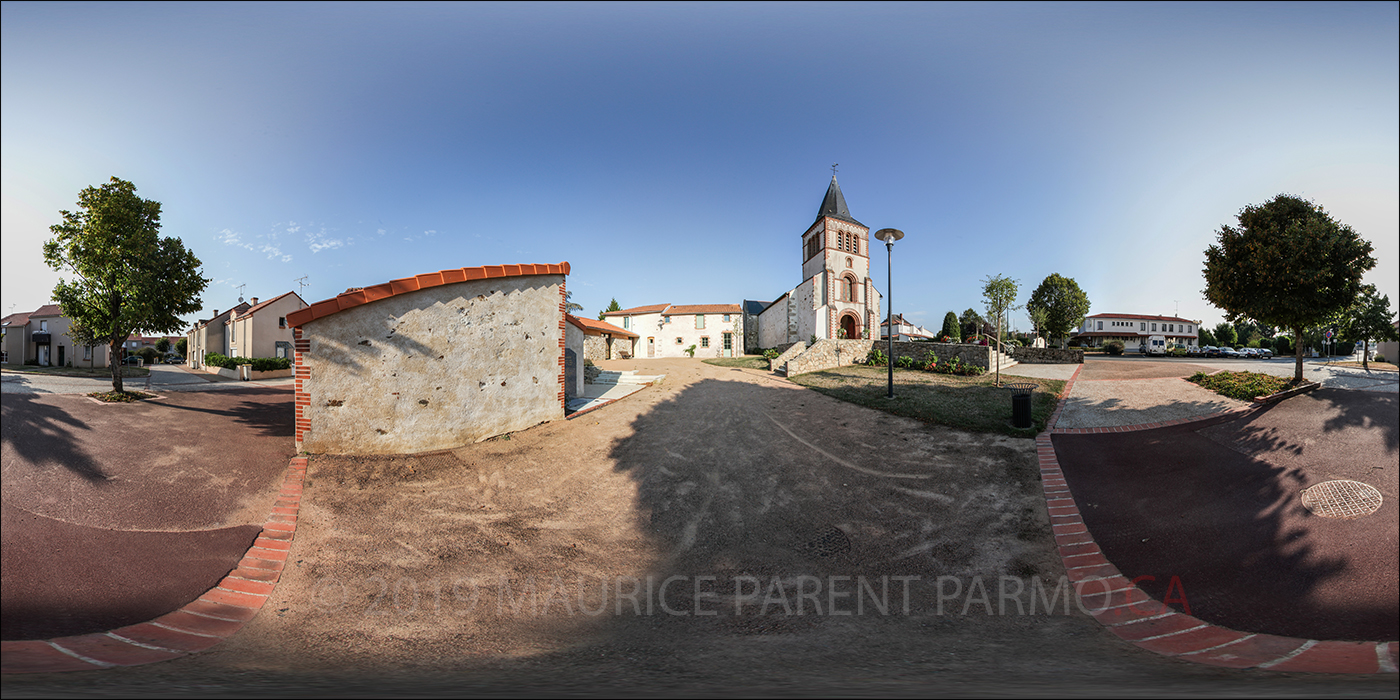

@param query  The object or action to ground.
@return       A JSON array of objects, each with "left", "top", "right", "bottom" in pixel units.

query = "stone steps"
[{"left": 592, "top": 370, "right": 665, "bottom": 385}]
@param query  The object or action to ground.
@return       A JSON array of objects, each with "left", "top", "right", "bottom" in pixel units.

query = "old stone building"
[
  {"left": 755, "top": 176, "right": 882, "bottom": 348},
  {"left": 288, "top": 262, "right": 572, "bottom": 455}
]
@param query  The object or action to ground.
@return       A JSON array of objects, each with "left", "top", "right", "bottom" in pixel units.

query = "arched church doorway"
[{"left": 840, "top": 313, "right": 859, "bottom": 340}]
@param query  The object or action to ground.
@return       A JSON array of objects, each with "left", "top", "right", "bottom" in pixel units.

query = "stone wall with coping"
[
  {"left": 295, "top": 274, "right": 564, "bottom": 454},
  {"left": 770, "top": 341, "right": 807, "bottom": 373},
  {"left": 582, "top": 334, "right": 608, "bottom": 362},
  {"left": 1010, "top": 346, "right": 1084, "bottom": 364},
  {"left": 785, "top": 339, "right": 874, "bottom": 375},
  {"left": 882, "top": 341, "right": 995, "bottom": 369}
]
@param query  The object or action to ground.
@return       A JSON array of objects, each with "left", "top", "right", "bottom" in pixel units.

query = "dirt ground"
[{"left": 5, "top": 360, "right": 1397, "bottom": 696}]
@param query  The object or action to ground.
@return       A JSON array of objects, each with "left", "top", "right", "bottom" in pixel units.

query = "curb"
[
  {"left": 1, "top": 456, "right": 307, "bottom": 674},
  {"left": 1037, "top": 371, "right": 1399, "bottom": 673}
]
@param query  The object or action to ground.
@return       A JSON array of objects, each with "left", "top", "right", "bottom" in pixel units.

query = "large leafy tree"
[
  {"left": 939, "top": 311, "right": 961, "bottom": 341},
  {"left": 1213, "top": 323, "right": 1238, "bottom": 348},
  {"left": 43, "top": 177, "right": 209, "bottom": 392},
  {"left": 959, "top": 308, "right": 985, "bottom": 341},
  {"left": 1339, "top": 285, "right": 1397, "bottom": 370},
  {"left": 981, "top": 274, "right": 1021, "bottom": 385},
  {"left": 1203, "top": 194, "right": 1375, "bottom": 381},
  {"left": 1198, "top": 327, "right": 1217, "bottom": 347},
  {"left": 1028, "top": 273, "right": 1091, "bottom": 348}
]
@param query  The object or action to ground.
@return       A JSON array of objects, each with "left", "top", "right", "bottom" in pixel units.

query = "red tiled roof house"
[{"left": 287, "top": 263, "right": 572, "bottom": 455}]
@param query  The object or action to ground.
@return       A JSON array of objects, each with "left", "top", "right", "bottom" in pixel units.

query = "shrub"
[
  {"left": 762, "top": 348, "right": 781, "bottom": 360},
  {"left": 1104, "top": 340, "right": 1125, "bottom": 356},
  {"left": 1188, "top": 370, "right": 1294, "bottom": 401},
  {"left": 1374, "top": 354, "right": 1386, "bottom": 363},
  {"left": 866, "top": 348, "right": 888, "bottom": 366},
  {"left": 1273, "top": 336, "right": 1292, "bottom": 355},
  {"left": 895, "top": 355, "right": 917, "bottom": 369},
  {"left": 685, "top": 344, "right": 697, "bottom": 358},
  {"left": 138, "top": 347, "right": 160, "bottom": 363},
  {"left": 202, "top": 354, "right": 291, "bottom": 371},
  {"left": 1332, "top": 340, "right": 1356, "bottom": 356},
  {"left": 1256, "top": 337, "right": 1274, "bottom": 351}
]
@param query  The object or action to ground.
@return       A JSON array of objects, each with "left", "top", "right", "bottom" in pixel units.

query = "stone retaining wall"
[
  {"left": 785, "top": 339, "right": 874, "bottom": 376},
  {"left": 1010, "top": 346, "right": 1083, "bottom": 364},
  {"left": 883, "top": 341, "right": 995, "bottom": 369},
  {"left": 769, "top": 341, "right": 806, "bottom": 373}
]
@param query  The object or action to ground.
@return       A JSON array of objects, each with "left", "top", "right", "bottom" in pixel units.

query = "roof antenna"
[
  {"left": 236, "top": 283, "right": 246, "bottom": 303},
  {"left": 295, "top": 275, "right": 309, "bottom": 296}
]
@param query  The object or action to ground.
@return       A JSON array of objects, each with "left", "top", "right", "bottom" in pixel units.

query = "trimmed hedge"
[{"left": 203, "top": 353, "right": 291, "bottom": 371}]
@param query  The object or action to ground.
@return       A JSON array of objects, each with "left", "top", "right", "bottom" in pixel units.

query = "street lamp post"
[{"left": 874, "top": 228, "right": 904, "bottom": 399}]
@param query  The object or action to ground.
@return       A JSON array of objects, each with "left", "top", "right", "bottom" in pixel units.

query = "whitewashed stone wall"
[{"left": 297, "top": 275, "right": 564, "bottom": 454}]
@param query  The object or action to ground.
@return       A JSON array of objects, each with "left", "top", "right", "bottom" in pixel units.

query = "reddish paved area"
[
  {"left": 1, "top": 387, "right": 293, "bottom": 640},
  {"left": 1052, "top": 387, "right": 1398, "bottom": 642}
]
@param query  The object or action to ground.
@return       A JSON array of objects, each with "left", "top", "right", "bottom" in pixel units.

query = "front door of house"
[
  {"left": 647, "top": 337, "right": 655, "bottom": 358},
  {"left": 37, "top": 345, "right": 49, "bottom": 366},
  {"left": 57, "top": 345, "right": 65, "bottom": 367},
  {"left": 722, "top": 332, "right": 733, "bottom": 358}
]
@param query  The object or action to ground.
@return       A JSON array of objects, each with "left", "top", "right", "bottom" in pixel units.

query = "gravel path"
[{"left": 1056, "top": 377, "right": 1246, "bottom": 429}]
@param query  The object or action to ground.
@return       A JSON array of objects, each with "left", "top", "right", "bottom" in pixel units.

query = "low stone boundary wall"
[
  {"left": 1010, "top": 346, "right": 1084, "bottom": 364},
  {"left": 885, "top": 341, "right": 995, "bottom": 370},
  {"left": 769, "top": 342, "right": 807, "bottom": 373},
  {"left": 785, "top": 339, "right": 874, "bottom": 376}
]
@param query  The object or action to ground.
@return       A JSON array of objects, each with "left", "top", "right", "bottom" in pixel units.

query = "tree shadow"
[
  {"left": 151, "top": 387, "right": 294, "bottom": 439},
  {"left": 1054, "top": 406, "right": 1397, "bottom": 641},
  {"left": 0, "top": 393, "right": 107, "bottom": 482}
]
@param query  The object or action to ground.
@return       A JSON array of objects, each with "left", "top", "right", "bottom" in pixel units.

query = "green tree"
[
  {"left": 939, "top": 311, "right": 960, "bottom": 342},
  {"left": 959, "top": 308, "right": 985, "bottom": 341},
  {"left": 982, "top": 274, "right": 1021, "bottom": 385},
  {"left": 43, "top": 177, "right": 209, "bottom": 392},
  {"left": 1028, "top": 273, "right": 1091, "bottom": 348},
  {"left": 1203, "top": 194, "right": 1376, "bottom": 381},
  {"left": 1213, "top": 323, "right": 1238, "bottom": 347},
  {"left": 175, "top": 337, "right": 188, "bottom": 357},
  {"left": 155, "top": 337, "right": 171, "bottom": 354},
  {"left": 1198, "top": 327, "right": 1217, "bottom": 347},
  {"left": 1343, "top": 286, "right": 1398, "bottom": 370},
  {"left": 564, "top": 290, "right": 583, "bottom": 314},
  {"left": 598, "top": 297, "right": 622, "bottom": 321}
]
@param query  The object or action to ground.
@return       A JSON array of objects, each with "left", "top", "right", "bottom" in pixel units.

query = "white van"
[{"left": 1146, "top": 335, "right": 1168, "bottom": 356}]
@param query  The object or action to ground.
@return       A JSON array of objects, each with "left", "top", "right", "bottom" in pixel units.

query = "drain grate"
[
  {"left": 798, "top": 525, "right": 852, "bottom": 557},
  {"left": 1300, "top": 480, "right": 1383, "bottom": 519}
]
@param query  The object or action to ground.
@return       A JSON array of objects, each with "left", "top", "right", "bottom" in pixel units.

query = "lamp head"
[{"left": 874, "top": 228, "right": 904, "bottom": 243}]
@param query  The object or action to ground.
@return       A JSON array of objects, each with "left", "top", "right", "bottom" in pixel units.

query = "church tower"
[{"left": 799, "top": 176, "right": 878, "bottom": 341}]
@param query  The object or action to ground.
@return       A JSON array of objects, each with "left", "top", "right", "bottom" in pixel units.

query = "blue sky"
[{"left": 3, "top": 2, "right": 1396, "bottom": 338}]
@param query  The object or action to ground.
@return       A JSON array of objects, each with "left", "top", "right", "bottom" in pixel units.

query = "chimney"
[
  {"left": 251, "top": 297, "right": 259, "bottom": 306},
  {"left": 212, "top": 309, "right": 219, "bottom": 318}
]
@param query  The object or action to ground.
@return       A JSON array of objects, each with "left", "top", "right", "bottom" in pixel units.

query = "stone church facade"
[{"left": 755, "top": 177, "right": 881, "bottom": 348}]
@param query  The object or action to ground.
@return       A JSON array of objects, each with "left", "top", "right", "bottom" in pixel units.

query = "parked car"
[
  {"left": 1257, "top": 348, "right": 1273, "bottom": 359},
  {"left": 1186, "top": 345, "right": 1203, "bottom": 356},
  {"left": 1218, "top": 347, "right": 1242, "bottom": 359},
  {"left": 121, "top": 355, "right": 143, "bottom": 365},
  {"left": 165, "top": 354, "right": 184, "bottom": 365}
]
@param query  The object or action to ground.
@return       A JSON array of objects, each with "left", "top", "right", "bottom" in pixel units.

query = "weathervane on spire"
[{"left": 831, "top": 163, "right": 839, "bottom": 178}]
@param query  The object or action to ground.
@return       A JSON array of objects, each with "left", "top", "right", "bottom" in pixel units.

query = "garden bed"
[
  {"left": 1187, "top": 370, "right": 1318, "bottom": 403},
  {"left": 86, "top": 390, "right": 157, "bottom": 403}
]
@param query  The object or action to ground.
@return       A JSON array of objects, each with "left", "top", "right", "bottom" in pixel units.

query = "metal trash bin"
[
  {"left": 1006, "top": 382, "right": 1037, "bottom": 429},
  {"left": 238, "top": 364, "right": 252, "bottom": 381}
]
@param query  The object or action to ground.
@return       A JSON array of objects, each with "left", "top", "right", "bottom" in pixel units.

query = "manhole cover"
[
  {"left": 797, "top": 525, "right": 852, "bottom": 557},
  {"left": 1300, "top": 480, "right": 1383, "bottom": 519}
]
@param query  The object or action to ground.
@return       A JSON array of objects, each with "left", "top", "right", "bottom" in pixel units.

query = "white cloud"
[
  {"left": 305, "top": 226, "right": 345, "bottom": 253},
  {"left": 218, "top": 228, "right": 255, "bottom": 251}
]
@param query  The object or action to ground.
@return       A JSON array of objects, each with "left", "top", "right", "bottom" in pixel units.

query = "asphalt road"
[{"left": 1, "top": 386, "right": 293, "bottom": 639}]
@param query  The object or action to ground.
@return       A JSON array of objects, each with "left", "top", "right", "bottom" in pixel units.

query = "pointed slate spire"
[{"left": 816, "top": 176, "right": 863, "bottom": 226}]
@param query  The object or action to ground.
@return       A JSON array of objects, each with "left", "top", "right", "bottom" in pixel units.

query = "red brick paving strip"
[
  {"left": 0, "top": 456, "right": 307, "bottom": 674},
  {"left": 1036, "top": 369, "right": 1398, "bottom": 674}
]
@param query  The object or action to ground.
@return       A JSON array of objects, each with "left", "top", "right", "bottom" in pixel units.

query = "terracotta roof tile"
[
  {"left": 602, "top": 304, "right": 671, "bottom": 317},
  {"left": 288, "top": 262, "right": 570, "bottom": 328},
  {"left": 566, "top": 314, "right": 638, "bottom": 338},
  {"left": 665, "top": 304, "right": 742, "bottom": 315},
  {"left": 234, "top": 291, "right": 305, "bottom": 320}
]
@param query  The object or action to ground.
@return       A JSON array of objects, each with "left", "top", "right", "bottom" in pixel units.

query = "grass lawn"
[
  {"left": 788, "top": 365, "right": 1065, "bottom": 437},
  {"left": 702, "top": 356, "right": 770, "bottom": 370},
  {"left": 1, "top": 365, "right": 150, "bottom": 378}
]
